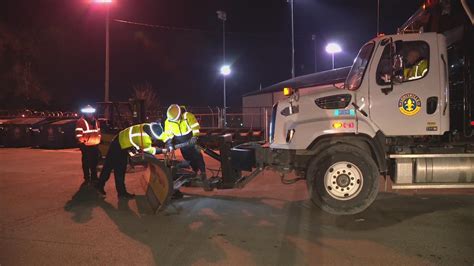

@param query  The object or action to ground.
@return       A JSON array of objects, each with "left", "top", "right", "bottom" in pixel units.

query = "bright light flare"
[
  {"left": 81, "top": 106, "right": 96, "bottom": 114},
  {"left": 325, "top": 43, "right": 342, "bottom": 54},
  {"left": 220, "top": 65, "right": 231, "bottom": 76},
  {"left": 93, "top": 0, "right": 112, "bottom": 3}
]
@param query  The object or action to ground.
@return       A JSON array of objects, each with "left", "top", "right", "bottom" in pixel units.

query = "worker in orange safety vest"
[{"left": 75, "top": 105, "right": 101, "bottom": 183}]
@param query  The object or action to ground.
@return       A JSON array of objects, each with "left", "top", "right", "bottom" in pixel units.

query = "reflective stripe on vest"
[
  {"left": 76, "top": 119, "right": 100, "bottom": 134},
  {"left": 406, "top": 60, "right": 428, "bottom": 80},
  {"left": 118, "top": 124, "right": 153, "bottom": 152},
  {"left": 167, "top": 121, "right": 192, "bottom": 136}
]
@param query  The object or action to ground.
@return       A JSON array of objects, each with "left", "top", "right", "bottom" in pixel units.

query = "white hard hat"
[{"left": 167, "top": 104, "right": 181, "bottom": 122}]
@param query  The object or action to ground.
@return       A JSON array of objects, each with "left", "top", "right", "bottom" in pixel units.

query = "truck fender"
[{"left": 306, "top": 132, "right": 387, "bottom": 173}]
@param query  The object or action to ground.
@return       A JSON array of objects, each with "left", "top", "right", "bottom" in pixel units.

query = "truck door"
[{"left": 368, "top": 33, "right": 443, "bottom": 136}]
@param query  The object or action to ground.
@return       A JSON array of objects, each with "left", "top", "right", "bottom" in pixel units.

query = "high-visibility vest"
[
  {"left": 75, "top": 117, "right": 101, "bottom": 146},
  {"left": 118, "top": 123, "right": 162, "bottom": 155},
  {"left": 404, "top": 59, "right": 428, "bottom": 81},
  {"left": 163, "top": 112, "right": 200, "bottom": 142}
]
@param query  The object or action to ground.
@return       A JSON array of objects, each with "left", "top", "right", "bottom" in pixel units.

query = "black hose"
[
  {"left": 202, "top": 148, "right": 221, "bottom": 161},
  {"left": 280, "top": 175, "right": 305, "bottom": 185}
]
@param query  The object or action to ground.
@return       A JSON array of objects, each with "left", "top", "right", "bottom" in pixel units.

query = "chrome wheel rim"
[{"left": 323, "top": 161, "right": 363, "bottom": 200}]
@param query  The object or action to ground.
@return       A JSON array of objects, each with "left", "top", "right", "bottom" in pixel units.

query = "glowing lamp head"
[
  {"left": 220, "top": 65, "right": 231, "bottom": 76},
  {"left": 283, "top": 87, "right": 293, "bottom": 96},
  {"left": 81, "top": 105, "right": 96, "bottom": 114},
  {"left": 325, "top": 43, "right": 342, "bottom": 54},
  {"left": 94, "top": 0, "right": 112, "bottom": 3}
]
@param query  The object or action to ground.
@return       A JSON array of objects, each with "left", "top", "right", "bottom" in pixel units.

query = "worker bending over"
[{"left": 96, "top": 122, "right": 164, "bottom": 199}]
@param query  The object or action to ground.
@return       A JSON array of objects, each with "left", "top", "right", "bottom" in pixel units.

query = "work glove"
[
  {"left": 189, "top": 137, "right": 198, "bottom": 145},
  {"left": 165, "top": 141, "right": 174, "bottom": 153},
  {"left": 128, "top": 147, "right": 139, "bottom": 157}
]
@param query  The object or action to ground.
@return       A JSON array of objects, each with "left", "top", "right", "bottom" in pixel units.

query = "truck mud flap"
[{"left": 139, "top": 155, "right": 173, "bottom": 214}]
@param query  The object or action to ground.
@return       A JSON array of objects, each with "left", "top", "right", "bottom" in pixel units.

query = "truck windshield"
[{"left": 345, "top": 42, "right": 375, "bottom": 90}]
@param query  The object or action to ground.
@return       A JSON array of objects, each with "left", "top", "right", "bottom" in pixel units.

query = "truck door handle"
[
  {"left": 441, "top": 54, "right": 448, "bottom": 115},
  {"left": 427, "top": 97, "right": 438, "bottom": 115}
]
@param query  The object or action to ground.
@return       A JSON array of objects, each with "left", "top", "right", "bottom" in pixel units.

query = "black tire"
[{"left": 306, "top": 143, "right": 379, "bottom": 215}]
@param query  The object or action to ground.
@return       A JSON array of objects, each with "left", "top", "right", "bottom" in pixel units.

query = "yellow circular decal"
[{"left": 398, "top": 93, "right": 421, "bottom": 116}]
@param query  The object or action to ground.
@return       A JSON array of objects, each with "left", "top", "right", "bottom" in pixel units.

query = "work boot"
[
  {"left": 171, "top": 190, "right": 184, "bottom": 200},
  {"left": 95, "top": 183, "right": 106, "bottom": 196},
  {"left": 200, "top": 172, "right": 213, "bottom": 192},
  {"left": 90, "top": 176, "right": 99, "bottom": 184},
  {"left": 118, "top": 192, "right": 135, "bottom": 199}
]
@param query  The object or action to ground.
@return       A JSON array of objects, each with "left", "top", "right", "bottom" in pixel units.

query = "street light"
[
  {"left": 217, "top": 10, "right": 228, "bottom": 127},
  {"left": 325, "top": 42, "right": 342, "bottom": 69},
  {"left": 220, "top": 65, "right": 231, "bottom": 76},
  {"left": 93, "top": 0, "right": 112, "bottom": 103}
]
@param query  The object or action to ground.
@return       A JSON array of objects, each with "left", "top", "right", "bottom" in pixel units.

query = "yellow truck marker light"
[{"left": 333, "top": 122, "right": 343, "bottom": 129}]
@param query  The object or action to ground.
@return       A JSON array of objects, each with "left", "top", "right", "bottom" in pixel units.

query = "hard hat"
[
  {"left": 150, "top": 122, "right": 163, "bottom": 139},
  {"left": 81, "top": 105, "right": 96, "bottom": 114},
  {"left": 167, "top": 104, "right": 181, "bottom": 122}
]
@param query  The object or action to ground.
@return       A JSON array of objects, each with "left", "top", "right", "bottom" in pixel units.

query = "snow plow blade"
[{"left": 139, "top": 154, "right": 173, "bottom": 214}]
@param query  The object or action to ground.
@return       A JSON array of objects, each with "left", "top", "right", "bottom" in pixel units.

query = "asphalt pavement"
[{"left": 0, "top": 148, "right": 473, "bottom": 265}]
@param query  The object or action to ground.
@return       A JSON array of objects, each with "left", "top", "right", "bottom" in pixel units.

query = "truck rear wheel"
[{"left": 306, "top": 144, "right": 379, "bottom": 215}]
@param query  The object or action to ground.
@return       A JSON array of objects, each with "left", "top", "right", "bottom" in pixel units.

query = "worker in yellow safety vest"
[
  {"left": 163, "top": 104, "right": 211, "bottom": 191},
  {"left": 96, "top": 122, "right": 165, "bottom": 199},
  {"left": 404, "top": 48, "right": 428, "bottom": 81},
  {"left": 75, "top": 105, "right": 101, "bottom": 183}
]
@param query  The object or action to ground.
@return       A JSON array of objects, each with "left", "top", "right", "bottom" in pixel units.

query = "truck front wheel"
[{"left": 306, "top": 144, "right": 379, "bottom": 215}]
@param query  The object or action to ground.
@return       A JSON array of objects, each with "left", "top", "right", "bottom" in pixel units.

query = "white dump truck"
[
  {"left": 142, "top": 0, "right": 474, "bottom": 215},
  {"left": 254, "top": 0, "right": 474, "bottom": 215}
]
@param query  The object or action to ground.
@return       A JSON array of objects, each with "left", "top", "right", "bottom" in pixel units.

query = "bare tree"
[
  {"left": 131, "top": 82, "right": 160, "bottom": 117},
  {"left": 0, "top": 24, "right": 50, "bottom": 108}
]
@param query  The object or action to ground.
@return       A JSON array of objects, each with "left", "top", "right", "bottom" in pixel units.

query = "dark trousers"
[
  {"left": 181, "top": 145, "right": 206, "bottom": 174},
  {"left": 98, "top": 137, "right": 129, "bottom": 195},
  {"left": 80, "top": 145, "right": 100, "bottom": 180}
]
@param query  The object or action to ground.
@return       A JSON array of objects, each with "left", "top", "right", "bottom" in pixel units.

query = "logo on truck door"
[{"left": 398, "top": 93, "right": 421, "bottom": 116}]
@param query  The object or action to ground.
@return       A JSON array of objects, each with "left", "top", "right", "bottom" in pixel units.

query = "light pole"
[
  {"left": 94, "top": 0, "right": 112, "bottom": 103},
  {"left": 217, "top": 10, "right": 227, "bottom": 127},
  {"left": 287, "top": 0, "right": 295, "bottom": 78},
  {"left": 312, "top": 34, "right": 317, "bottom": 73},
  {"left": 325, "top": 42, "right": 342, "bottom": 69},
  {"left": 377, "top": 0, "right": 380, "bottom": 36},
  {"left": 220, "top": 64, "right": 231, "bottom": 128}
]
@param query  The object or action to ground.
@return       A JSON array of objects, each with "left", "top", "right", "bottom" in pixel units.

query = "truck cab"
[{"left": 271, "top": 32, "right": 455, "bottom": 147}]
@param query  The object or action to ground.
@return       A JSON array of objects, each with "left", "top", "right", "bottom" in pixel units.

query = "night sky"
[{"left": 0, "top": 0, "right": 423, "bottom": 111}]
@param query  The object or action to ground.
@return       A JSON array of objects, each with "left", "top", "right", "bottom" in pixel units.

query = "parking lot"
[{"left": 1, "top": 148, "right": 473, "bottom": 265}]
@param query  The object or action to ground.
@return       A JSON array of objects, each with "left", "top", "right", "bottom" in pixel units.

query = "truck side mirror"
[{"left": 392, "top": 54, "right": 404, "bottom": 85}]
